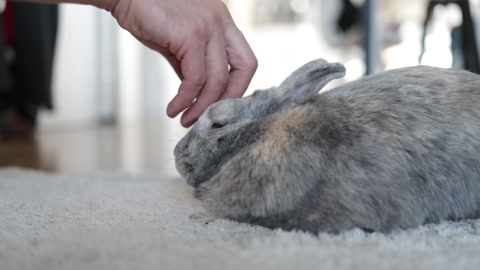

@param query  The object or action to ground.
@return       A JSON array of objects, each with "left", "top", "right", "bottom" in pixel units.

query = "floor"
[{"left": 0, "top": 119, "right": 187, "bottom": 176}]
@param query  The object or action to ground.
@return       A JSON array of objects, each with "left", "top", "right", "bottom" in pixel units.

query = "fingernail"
[
  {"left": 181, "top": 119, "right": 193, "bottom": 128},
  {"left": 167, "top": 109, "right": 177, "bottom": 118},
  {"left": 181, "top": 114, "right": 197, "bottom": 128},
  {"left": 166, "top": 102, "right": 180, "bottom": 118}
]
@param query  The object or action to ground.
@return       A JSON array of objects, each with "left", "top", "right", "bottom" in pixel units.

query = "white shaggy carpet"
[{"left": 1, "top": 168, "right": 480, "bottom": 270}]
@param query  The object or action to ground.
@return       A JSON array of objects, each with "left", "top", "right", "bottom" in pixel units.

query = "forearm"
[{"left": 8, "top": 0, "right": 118, "bottom": 11}]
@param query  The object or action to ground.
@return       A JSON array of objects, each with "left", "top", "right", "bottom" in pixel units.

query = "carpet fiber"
[{"left": 1, "top": 168, "right": 480, "bottom": 270}]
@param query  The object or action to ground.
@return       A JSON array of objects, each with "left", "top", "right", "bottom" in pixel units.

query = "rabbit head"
[
  {"left": 174, "top": 59, "right": 348, "bottom": 227},
  {"left": 174, "top": 59, "right": 345, "bottom": 188}
]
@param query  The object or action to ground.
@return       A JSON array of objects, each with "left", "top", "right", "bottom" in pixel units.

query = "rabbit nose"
[{"left": 173, "top": 141, "right": 183, "bottom": 158}]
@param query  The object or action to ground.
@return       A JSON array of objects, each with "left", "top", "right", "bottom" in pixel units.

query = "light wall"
[
  {"left": 39, "top": 4, "right": 181, "bottom": 131},
  {"left": 39, "top": 0, "right": 480, "bottom": 131}
]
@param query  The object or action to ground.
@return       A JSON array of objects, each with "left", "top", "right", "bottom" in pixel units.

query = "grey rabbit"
[{"left": 174, "top": 59, "right": 480, "bottom": 233}]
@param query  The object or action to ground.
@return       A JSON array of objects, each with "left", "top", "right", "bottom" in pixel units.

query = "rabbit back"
[{"left": 286, "top": 65, "right": 480, "bottom": 231}]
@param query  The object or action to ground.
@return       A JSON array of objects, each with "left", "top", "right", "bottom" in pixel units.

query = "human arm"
[{"left": 9, "top": 0, "right": 258, "bottom": 127}]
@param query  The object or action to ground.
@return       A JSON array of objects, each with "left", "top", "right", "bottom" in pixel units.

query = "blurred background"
[{"left": 1, "top": 0, "right": 480, "bottom": 173}]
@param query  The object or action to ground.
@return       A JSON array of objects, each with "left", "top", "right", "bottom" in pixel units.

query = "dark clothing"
[{"left": 0, "top": 2, "right": 58, "bottom": 109}]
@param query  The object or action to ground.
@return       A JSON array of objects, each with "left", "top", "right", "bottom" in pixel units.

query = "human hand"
[{"left": 108, "top": 0, "right": 258, "bottom": 127}]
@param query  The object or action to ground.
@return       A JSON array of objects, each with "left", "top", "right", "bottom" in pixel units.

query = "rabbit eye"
[{"left": 211, "top": 122, "right": 226, "bottom": 129}]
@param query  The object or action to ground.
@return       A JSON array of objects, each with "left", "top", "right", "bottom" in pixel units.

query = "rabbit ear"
[{"left": 278, "top": 59, "right": 346, "bottom": 104}]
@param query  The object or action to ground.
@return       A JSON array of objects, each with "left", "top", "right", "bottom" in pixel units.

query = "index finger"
[
  {"left": 221, "top": 27, "right": 258, "bottom": 100},
  {"left": 166, "top": 44, "right": 207, "bottom": 118}
]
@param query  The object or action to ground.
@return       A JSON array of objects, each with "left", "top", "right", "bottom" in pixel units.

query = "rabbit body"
[{"left": 174, "top": 59, "right": 480, "bottom": 233}]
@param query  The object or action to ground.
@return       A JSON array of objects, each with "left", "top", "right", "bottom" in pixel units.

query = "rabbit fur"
[{"left": 174, "top": 59, "right": 480, "bottom": 233}]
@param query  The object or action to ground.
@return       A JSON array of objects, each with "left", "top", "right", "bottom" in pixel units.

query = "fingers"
[
  {"left": 138, "top": 28, "right": 230, "bottom": 128},
  {"left": 123, "top": 0, "right": 257, "bottom": 128},
  {"left": 164, "top": 54, "right": 183, "bottom": 80},
  {"left": 221, "top": 27, "right": 258, "bottom": 100},
  {"left": 137, "top": 37, "right": 183, "bottom": 79},
  {"left": 180, "top": 32, "right": 229, "bottom": 127},
  {"left": 166, "top": 43, "right": 207, "bottom": 119},
  {"left": 175, "top": 26, "right": 256, "bottom": 127}
]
